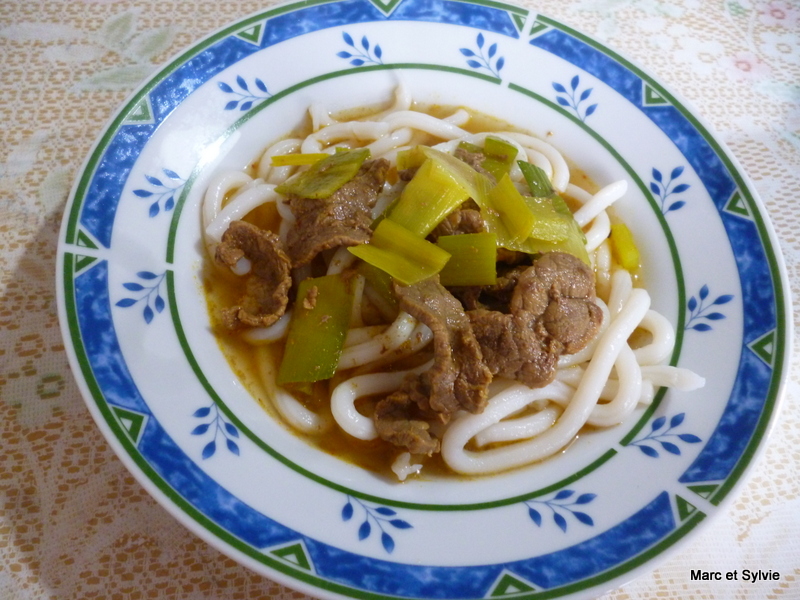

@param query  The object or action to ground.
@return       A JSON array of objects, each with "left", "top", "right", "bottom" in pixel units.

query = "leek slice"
[
  {"left": 486, "top": 173, "right": 535, "bottom": 243},
  {"left": 481, "top": 136, "right": 518, "bottom": 180},
  {"left": 275, "top": 148, "right": 370, "bottom": 199},
  {"left": 396, "top": 146, "right": 427, "bottom": 171},
  {"left": 526, "top": 195, "right": 590, "bottom": 264},
  {"left": 610, "top": 222, "right": 640, "bottom": 271},
  {"left": 349, "top": 219, "right": 451, "bottom": 285},
  {"left": 278, "top": 273, "right": 354, "bottom": 384},
  {"left": 518, "top": 160, "right": 556, "bottom": 198},
  {"left": 437, "top": 232, "right": 498, "bottom": 287},
  {"left": 270, "top": 153, "right": 328, "bottom": 167},
  {"left": 387, "top": 157, "right": 470, "bottom": 237}
]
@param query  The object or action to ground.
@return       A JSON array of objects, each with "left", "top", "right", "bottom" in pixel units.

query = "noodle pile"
[{"left": 202, "top": 86, "right": 704, "bottom": 480}]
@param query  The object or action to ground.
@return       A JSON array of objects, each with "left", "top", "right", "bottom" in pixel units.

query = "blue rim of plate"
[{"left": 56, "top": 1, "right": 790, "bottom": 598}]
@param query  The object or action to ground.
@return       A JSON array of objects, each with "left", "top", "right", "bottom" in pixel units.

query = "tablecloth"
[{"left": 1, "top": 0, "right": 798, "bottom": 598}]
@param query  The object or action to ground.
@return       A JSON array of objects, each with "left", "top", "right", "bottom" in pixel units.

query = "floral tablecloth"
[{"left": 1, "top": 0, "right": 798, "bottom": 598}]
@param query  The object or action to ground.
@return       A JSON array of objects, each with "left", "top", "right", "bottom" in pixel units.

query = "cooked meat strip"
[
  {"left": 215, "top": 220, "right": 292, "bottom": 330},
  {"left": 468, "top": 252, "right": 603, "bottom": 387},
  {"left": 428, "top": 207, "right": 485, "bottom": 240},
  {"left": 285, "top": 158, "right": 390, "bottom": 267},
  {"left": 373, "top": 276, "right": 492, "bottom": 454}
]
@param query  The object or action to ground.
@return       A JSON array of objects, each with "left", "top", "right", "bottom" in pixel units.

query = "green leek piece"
[
  {"left": 419, "top": 146, "right": 494, "bottom": 207},
  {"left": 481, "top": 136, "right": 518, "bottom": 180},
  {"left": 518, "top": 160, "right": 556, "bottom": 198},
  {"left": 437, "top": 232, "right": 498, "bottom": 287},
  {"left": 386, "top": 157, "right": 471, "bottom": 237},
  {"left": 270, "top": 153, "right": 328, "bottom": 167},
  {"left": 348, "top": 219, "right": 451, "bottom": 285},
  {"left": 357, "top": 261, "right": 399, "bottom": 316},
  {"left": 610, "top": 222, "right": 640, "bottom": 270},
  {"left": 486, "top": 173, "right": 535, "bottom": 243},
  {"left": 457, "top": 141, "right": 483, "bottom": 154},
  {"left": 277, "top": 274, "right": 354, "bottom": 384},
  {"left": 274, "top": 148, "right": 370, "bottom": 199},
  {"left": 526, "top": 195, "right": 590, "bottom": 264},
  {"left": 396, "top": 146, "right": 427, "bottom": 171}
]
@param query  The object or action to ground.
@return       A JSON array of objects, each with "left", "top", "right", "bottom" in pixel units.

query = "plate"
[{"left": 56, "top": 1, "right": 791, "bottom": 598}]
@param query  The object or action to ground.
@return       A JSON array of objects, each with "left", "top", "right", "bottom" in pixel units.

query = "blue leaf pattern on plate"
[
  {"left": 460, "top": 33, "right": 504, "bottom": 79},
  {"left": 341, "top": 496, "right": 412, "bottom": 553},
  {"left": 650, "top": 165, "right": 690, "bottom": 214},
  {"left": 115, "top": 270, "right": 167, "bottom": 324},
  {"left": 337, "top": 31, "right": 383, "bottom": 65},
  {"left": 218, "top": 76, "right": 271, "bottom": 111},
  {"left": 552, "top": 75, "right": 597, "bottom": 121},
  {"left": 629, "top": 413, "right": 702, "bottom": 458},
  {"left": 524, "top": 490, "right": 597, "bottom": 533},
  {"left": 191, "top": 402, "right": 240, "bottom": 459},
  {"left": 132, "top": 168, "right": 186, "bottom": 217},
  {"left": 686, "top": 285, "right": 734, "bottom": 332}
]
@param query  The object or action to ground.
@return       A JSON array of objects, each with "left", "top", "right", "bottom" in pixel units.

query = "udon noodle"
[{"left": 202, "top": 85, "right": 704, "bottom": 481}]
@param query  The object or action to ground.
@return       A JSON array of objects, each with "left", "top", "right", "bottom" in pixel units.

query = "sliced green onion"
[
  {"left": 270, "top": 153, "right": 328, "bottom": 167},
  {"left": 518, "top": 160, "right": 556, "bottom": 198},
  {"left": 437, "top": 232, "right": 498, "bottom": 287},
  {"left": 387, "top": 157, "right": 470, "bottom": 237},
  {"left": 275, "top": 148, "right": 370, "bottom": 199},
  {"left": 348, "top": 219, "right": 451, "bottom": 285},
  {"left": 481, "top": 136, "right": 518, "bottom": 180},
  {"left": 357, "top": 261, "right": 399, "bottom": 316},
  {"left": 396, "top": 146, "right": 427, "bottom": 171},
  {"left": 278, "top": 274, "right": 354, "bottom": 384},
  {"left": 486, "top": 173, "right": 535, "bottom": 243}
]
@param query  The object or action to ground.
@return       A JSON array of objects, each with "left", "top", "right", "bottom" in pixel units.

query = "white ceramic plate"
[{"left": 56, "top": 1, "right": 791, "bottom": 598}]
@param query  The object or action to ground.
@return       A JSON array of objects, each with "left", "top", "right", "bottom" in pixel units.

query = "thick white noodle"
[
  {"left": 441, "top": 289, "right": 650, "bottom": 474},
  {"left": 344, "top": 325, "right": 386, "bottom": 347},
  {"left": 565, "top": 183, "right": 610, "bottom": 252},
  {"left": 202, "top": 171, "right": 252, "bottom": 233},
  {"left": 242, "top": 310, "right": 292, "bottom": 344},
  {"left": 273, "top": 388, "right": 331, "bottom": 434},
  {"left": 573, "top": 180, "right": 628, "bottom": 227},
  {"left": 382, "top": 110, "right": 470, "bottom": 140},
  {"left": 256, "top": 138, "right": 303, "bottom": 182},
  {"left": 582, "top": 344, "right": 641, "bottom": 427},
  {"left": 331, "top": 360, "right": 433, "bottom": 440},
  {"left": 254, "top": 346, "right": 331, "bottom": 434},
  {"left": 607, "top": 269, "right": 634, "bottom": 318},
  {"left": 301, "top": 121, "right": 391, "bottom": 153},
  {"left": 473, "top": 404, "right": 562, "bottom": 446},
  {"left": 391, "top": 452, "right": 423, "bottom": 481},
  {"left": 633, "top": 310, "right": 675, "bottom": 365},
  {"left": 367, "top": 127, "right": 414, "bottom": 158},
  {"left": 338, "top": 312, "right": 417, "bottom": 369},
  {"left": 205, "top": 183, "right": 279, "bottom": 243},
  {"left": 640, "top": 365, "right": 706, "bottom": 390},
  {"left": 326, "top": 246, "right": 358, "bottom": 275},
  {"left": 593, "top": 240, "right": 612, "bottom": 300},
  {"left": 500, "top": 131, "right": 570, "bottom": 192}
]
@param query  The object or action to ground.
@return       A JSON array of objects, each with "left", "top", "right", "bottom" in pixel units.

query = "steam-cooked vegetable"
[
  {"left": 275, "top": 148, "right": 370, "bottom": 199},
  {"left": 278, "top": 274, "right": 354, "bottom": 384},
  {"left": 437, "top": 232, "right": 498, "bottom": 287},
  {"left": 348, "top": 218, "right": 451, "bottom": 285}
]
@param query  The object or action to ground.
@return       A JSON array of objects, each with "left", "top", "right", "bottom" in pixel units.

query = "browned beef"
[
  {"left": 454, "top": 147, "right": 495, "bottom": 182},
  {"left": 429, "top": 208, "right": 485, "bottom": 240},
  {"left": 469, "top": 310, "right": 559, "bottom": 388},
  {"left": 285, "top": 158, "right": 389, "bottom": 267},
  {"left": 372, "top": 276, "right": 492, "bottom": 454},
  {"left": 372, "top": 377, "right": 441, "bottom": 455},
  {"left": 468, "top": 252, "right": 603, "bottom": 387},
  {"left": 215, "top": 220, "right": 292, "bottom": 330}
]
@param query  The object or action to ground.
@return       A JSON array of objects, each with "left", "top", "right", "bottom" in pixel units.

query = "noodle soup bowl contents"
[{"left": 58, "top": 3, "right": 789, "bottom": 599}]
